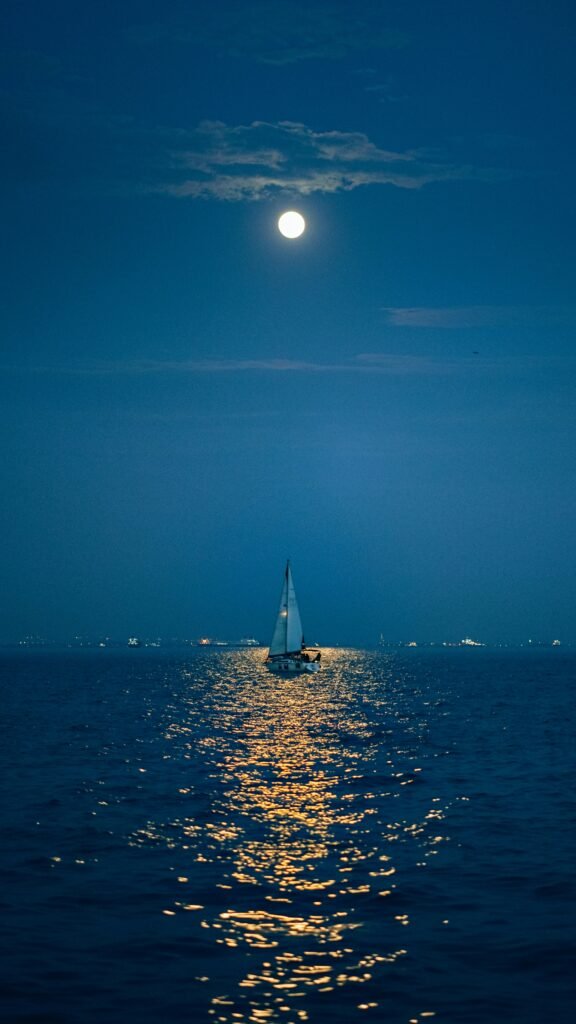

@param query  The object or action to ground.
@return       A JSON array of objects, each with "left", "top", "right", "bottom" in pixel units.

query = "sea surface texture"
[{"left": 1, "top": 648, "right": 574, "bottom": 1024}]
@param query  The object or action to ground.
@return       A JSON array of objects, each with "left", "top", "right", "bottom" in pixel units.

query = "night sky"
[{"left": 2, "top": 0, "right": 575, "bottom": 645}]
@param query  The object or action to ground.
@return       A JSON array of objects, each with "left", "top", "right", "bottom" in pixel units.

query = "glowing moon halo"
[{"left": 278, "top": 210, "right": 306, "bottom": 238}]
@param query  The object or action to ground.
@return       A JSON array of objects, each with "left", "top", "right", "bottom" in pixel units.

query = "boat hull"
[{"left": 266, "top": 658, "right": 320, "bottom": 674}]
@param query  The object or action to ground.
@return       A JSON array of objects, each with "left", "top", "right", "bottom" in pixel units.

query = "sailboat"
[{"left": 265, "top": 561, "right": 321, "bottom": 673}]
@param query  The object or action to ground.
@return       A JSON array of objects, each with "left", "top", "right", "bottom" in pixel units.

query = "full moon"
[{"left": 278, "top": 210, "right": 306, "bottom": 239}]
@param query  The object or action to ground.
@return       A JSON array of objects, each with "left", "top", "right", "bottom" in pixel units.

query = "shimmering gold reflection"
[
  {"left": 222, "top": 690, "right": 338, "bottom": 892},
  {"left": 133, "top": 650, "right": 450, "bottom": 1023},
  {"left": 201, "top": 651, "right": 404, "bottom": 1020}
]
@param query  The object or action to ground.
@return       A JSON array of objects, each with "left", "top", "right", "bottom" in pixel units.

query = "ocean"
[{"left": 0, "top": 647, "right": 574, "bottom": 1024}]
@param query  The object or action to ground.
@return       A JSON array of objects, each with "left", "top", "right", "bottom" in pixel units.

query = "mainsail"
[{"left": 268, "top": 561, "right": 304, "bottom": 657}]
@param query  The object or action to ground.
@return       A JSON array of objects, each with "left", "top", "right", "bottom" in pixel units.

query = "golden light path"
[{"left": 130, "top": 649, "right": 457, "bottom": 1023}]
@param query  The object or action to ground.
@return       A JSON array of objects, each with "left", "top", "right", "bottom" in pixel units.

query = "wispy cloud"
[
  {"left": 155, "top": 119, "right": 505, "bottom": 201},
  {"left": 0, "top": 46, "right": 512, "bottom": 202},
  {"left": 30, "top": 353, "right": 480, "bottom": 378},
  {"left": 7, "top": 351, "right": 573, "bottom": 381},
  {"left": 382, "top": 306, "right": 576, "bottom": 328}
]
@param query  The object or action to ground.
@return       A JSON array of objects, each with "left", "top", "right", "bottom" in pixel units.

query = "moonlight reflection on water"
[
  {"left": 132, "top": 650, "right": 453, "bottom": 1021},
  {"left": 2, "top": 647, "right": 572, "bottom": 1024}
]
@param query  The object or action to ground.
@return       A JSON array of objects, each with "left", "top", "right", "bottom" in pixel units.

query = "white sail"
[{"left": 269, "top": 562, "right": 304, "bottom": 657}]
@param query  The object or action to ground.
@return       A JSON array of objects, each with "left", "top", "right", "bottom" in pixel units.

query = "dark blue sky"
[{"left": 2, "top": 0, "right": 575, "bottom": 644}]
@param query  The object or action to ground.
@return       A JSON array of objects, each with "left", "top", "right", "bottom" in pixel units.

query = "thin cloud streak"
[
  {"left": 382, "top": 305, "right": 576, "bottom": 328},
  {"left": 40, "top": 354, "right": 456, "bottom": 376},
  {"left": 17, "top": 353, "right": 552, "bottom": 378}
]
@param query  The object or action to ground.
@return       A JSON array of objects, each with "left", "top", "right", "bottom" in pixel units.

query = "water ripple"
[{"left": 1, "top": 648, "right": 574, "bottom": 1023}]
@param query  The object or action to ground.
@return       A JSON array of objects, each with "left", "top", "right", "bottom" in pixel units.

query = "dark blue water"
[{"left": 1, "top": 648, "right": 574, "bottom": 1023}]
